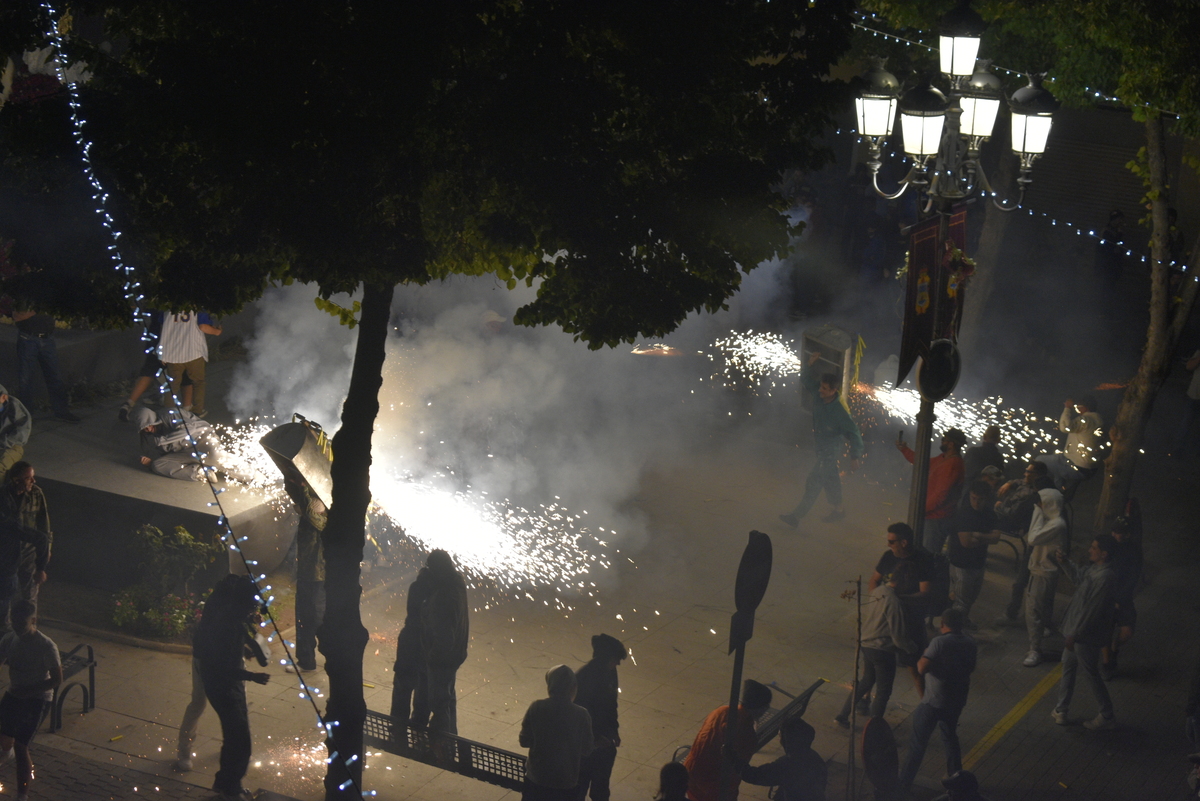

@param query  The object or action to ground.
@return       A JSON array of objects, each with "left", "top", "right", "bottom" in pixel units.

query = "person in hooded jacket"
[
  {"left": 520, "top": 664, "right": 594, "bottom": 801},
  {"left": 1023, "top": 489, "right": 1069, "bottom": 667},
  {"left": 390, "top": 565, "right": 434, "bottom": 725},
  {"left": 131, "top": 406, "right": 214, "bottom": 481},
  {"left": 417, "top": 549, "right": 469, "bottom": 734},
  {"left": 573, "top": 633, "right": 626, "bottom": 801},
  {"left": 0, "top": 387, "right": 31, "bottom": 481}
]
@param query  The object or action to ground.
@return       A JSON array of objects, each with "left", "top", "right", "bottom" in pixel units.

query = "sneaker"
[
  {"left": 822, "top": 508, "right": 846, "bottom": 522},
  {"left": 118, "top": 401, "right": 133, "bottom": 422},
  {"left": 174, "top": 756, "right": 193, "bottom": 772},
  {"left": 1023, "top": 650, "right": 1042, "bottom": 667},
  {"left": 778, "top": 513, "right": 799, "bottom": 528},
  {"left": 1084, "top": 714, "right": 1117, "bottom": 731},
  {"left": 1051, "top": 709, "right": 1068, "bottom": 725}
]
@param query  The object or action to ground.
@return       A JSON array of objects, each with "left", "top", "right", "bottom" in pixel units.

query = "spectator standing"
[
  {"left": 868, "top": 523, "right": 935, "bottom": 697},
  {"left": 897, "top": 608, "right": 978, "bottom": 794},
  {"left": 836, "top": 561, "right": 918, "bottom": 724},
  {"left": 0, "top": 510, "right": 48, "bottom": 636},
  {"left": 574, "top": 633, "right": 626, "bottom": 801},
  {"left": 995, "top": 461, "right": 1054, "bottom": 623},
  {"left": 159, "top": 310, "right": 222, "bottom": 419},
  {"left": 193, "top": 574, "right": 270, "bottom": 800},
  {"left": 12, "top": 310, "right": 78, "bottom": 423},
  {"left": 737, "top": 717, "right": 827, "bottom": 801},
  {"left": 948, "top": 480, "right": 1003, "bottom": 629},
  {"left": 779, "top": 352, "right": 863, "bottom": 526},
  {"left": 683, "top": 679, "right": 772, "bottom": 801},
  {"left": 284, "top": 481, "right": 326, "bottom": 674},
  {"left": 962, "top": 426, "right": 1004, "bottom": 485},
  {"left": 0, "top": 463, "right": 50, "bottom": 604},
  {"left": 418, "top": 549, "right": 469, "bottom": 735},
  {"left": 390, "top": 565, "right": 434, "bottom": 725},
  {"left": 0, "top": 386, "right": 31, "bottom": 481},
  {"left": 1051, "top": 536, "right": 1119, "bottom": 730},
  {"left": 0, "top": 600, "right": 61, "bottom": 801},
  {"left": 1023, "top": 489, "right": 1069, "bottom": 667},
  {"left": 1102, "top": 517, "right": 1143, "bottom": 680},
  {"left": 897, "top": 428, "right": 966, "bottom": 554},
  {"left": 519, "top": 664, "right": 594, "bottom": 801},
  {"left": 119, "top": 311, "right": 194, "bottom": 422}
]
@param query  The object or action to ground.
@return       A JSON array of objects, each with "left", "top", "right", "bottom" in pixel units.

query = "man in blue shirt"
[
  {"left": 780, "top": 352, "right": 863, "bottom": 526},
  {"left": 898, "top": 607, "right": 978, "bottom": 793}
]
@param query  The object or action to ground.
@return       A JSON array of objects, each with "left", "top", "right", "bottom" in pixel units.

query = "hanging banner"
[{"left": 896, "top": 205, "right": 969, "bottom": 386}]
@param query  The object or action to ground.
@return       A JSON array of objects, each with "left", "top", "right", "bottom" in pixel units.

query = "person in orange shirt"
[
  {"left": 683, "top": 680, "right": 772, "bottom": 801},
  {"left": 896, "top": 428, "right": 967, "bottom": 555}
]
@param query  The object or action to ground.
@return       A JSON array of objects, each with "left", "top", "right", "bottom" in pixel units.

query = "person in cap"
[
  {"left": 519, "top": 665, "right": 594, "bottom": 801},
  {"left": 897, "top": 427, "right": 966, "bottom": 554},
  {"left": 736, "top": 716, "right": 827, "bottom": 801},
  {"left": 684, "top": 679, "right": 773, "bottom": 801},
  {"left": 573, "top": 634, "right": 626, "bottom": 801}
]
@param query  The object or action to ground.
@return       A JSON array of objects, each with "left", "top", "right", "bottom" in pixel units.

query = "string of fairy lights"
[
  {"left": 846, "top": 13, "right": 1190, "bottom": 273},
  {"left": 37, "top": 4, "right": 370, "bottom": 798}
]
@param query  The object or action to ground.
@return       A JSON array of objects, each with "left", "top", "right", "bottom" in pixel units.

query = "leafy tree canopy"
[{"left": 1, "top": 0, "right": 856, "bottom": 345}]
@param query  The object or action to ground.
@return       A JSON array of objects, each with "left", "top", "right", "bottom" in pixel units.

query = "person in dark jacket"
[
  {"left": 193, "top": 574, "right": 270, "bottom": 800},
  {"left": 0, "top": 509, "right": 47, "bottom": 637},
  {"left": 962, "top": 426, "right": 1004, "bottom": 486},
  {"left": 0, "top": 386, "right": 31, "bottom": 481},
  {"left": 573, "top": 633, "right": 626, "bottom": 801},
  {"left": 0, "top": 463, "right": 50, "bottom": 604},
  {"left": 283, "top": 481, "right": 326, "bottom": 673},
  {"left": 131, "top": 406, "right": 213, "bottom": 482},
  {"left": 1101, "top": 517, "right": 1143, "bottom": 681},
  {"left": 779, "top": 353, "right": 864, "bottom": 526},
  {"left": 417, "top": 549, "right": 469, "bottom": 734},
  {"left": 738, "top": 717, "right": 827, "bottom": 801},
  {"left": 1051, "top": 536, "right": 1117, "bottom": 730},
  {"left": 391, "top": 566, "right": 434, "bottom": 725}
]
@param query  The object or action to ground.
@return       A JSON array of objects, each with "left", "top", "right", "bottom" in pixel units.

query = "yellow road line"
[{"left": 962, "top": 663, "right": 1063, "bottom": 770}]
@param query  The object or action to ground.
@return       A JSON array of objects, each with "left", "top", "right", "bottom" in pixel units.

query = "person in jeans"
[
  {"left": 0, "top": 600, "right": 61, "bottom": 801},
  {"left": 1051, "top": 535, "right": 1118, "bottom": 730},
  {"left": 836, "top": 561, "right": 918, "bottom": 725},
  {"left": 193, "top": 575, "right": 270, "bottom": 800},
  {"left": 897, "top": 608, "right": 977, "bottom": 794},
  {"left": 12, "top": 311, "right": 78, "bottom": 423},
  {"left": 948, "top": 480, "right": 1003, "bottom": 629},
  {"left": 1023, "top": 488, "right": 1068, "bottom": 667}
]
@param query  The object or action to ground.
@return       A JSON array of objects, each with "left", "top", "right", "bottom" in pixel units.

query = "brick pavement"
[{"left": 13, "top": 741, "right": 213, "bottom": 800}]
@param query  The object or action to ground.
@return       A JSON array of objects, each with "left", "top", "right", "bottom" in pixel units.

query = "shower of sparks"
[
  {"left": 708, "top": 331, "right": 1064, "bottom": 459},
  {"left": 208, "top": 424, "right": 619, "bottom": 608},
  {"left": 708, "top": 331, "right": 804, "bottom": 395}
]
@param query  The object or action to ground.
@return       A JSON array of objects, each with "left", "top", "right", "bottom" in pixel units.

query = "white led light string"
[{"left": 37, "top": 4, "right": 371, "bottom": 797}]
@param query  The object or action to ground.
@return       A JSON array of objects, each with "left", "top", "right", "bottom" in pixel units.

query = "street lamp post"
[{"left": 854, "top": 0, "right": 1059, "bottom": 544}]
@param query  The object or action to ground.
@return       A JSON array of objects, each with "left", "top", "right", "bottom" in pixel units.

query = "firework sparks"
[{"left": 708, "top": 331, "right": 803, "bottom": 395}]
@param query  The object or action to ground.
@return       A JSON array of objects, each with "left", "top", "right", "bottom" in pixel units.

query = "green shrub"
[
  {"left": 112, "top": 586, "right": 198, "bottom": 638},
  {"left": 131, "top": 524, "right": 223, "bottom": 596}
]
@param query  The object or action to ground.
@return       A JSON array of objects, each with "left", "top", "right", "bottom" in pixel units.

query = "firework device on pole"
[
  {"left": 800, "top": 325, "right": 854, "bottom": 412},
  {"left": 260, "top": 414, "right": 334, "bottom": 507},
  {"left": 721, "top": 531, "right": 773, "bottom": 801}
]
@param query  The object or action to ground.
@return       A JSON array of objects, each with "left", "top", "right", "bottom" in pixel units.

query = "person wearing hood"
[
  {"left": 417, "top": 549, "right": 469, "bottom": 735},
  {"left": 1023, "top": 489, "right": 1069, "bottom": 667},
  {"left": 574, "top": 633, "right": 626, "bottom": 801},
  {"left": 1051, "top": 535, "right": 1118, "bottom": 730},
  {"left": 390, "top": 565, "right": 434, "bottom": 726},
  {"left": 519, "top": 664, "right": 593, "bottom": 801},
  {"left": 131, "top": 406, "right": 215, "bottom": 482},
  {"left": 0, "top": 387, "right": 31, "bottom": 482}
]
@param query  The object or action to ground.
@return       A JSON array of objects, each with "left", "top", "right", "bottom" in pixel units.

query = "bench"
[
  {"left": 363, "top": 709, "right": 526, "bottom": 792},
  {"left": 48, "top": 643, "right": 97, "bottom": 732}
]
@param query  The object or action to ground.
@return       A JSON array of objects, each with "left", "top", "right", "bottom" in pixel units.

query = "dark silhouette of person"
[
  {"left": 573, "top": 634, "right": 627, "bottom": 801},
  {"left": 390, "top": 564, "right": 434, "bottom": 725},
  {"left": 193, "top": 574, "right": 269, "bottom": 799},
  {"left": 416, "top": 549, "right": 469, "bottom": 734}
]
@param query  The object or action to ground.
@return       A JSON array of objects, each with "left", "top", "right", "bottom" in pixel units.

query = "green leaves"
[{"left": 314, "top": 297, "right": 361, "bottom": 329}]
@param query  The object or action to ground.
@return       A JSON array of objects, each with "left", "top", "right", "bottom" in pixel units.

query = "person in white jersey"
[{"left": 159, "top": 311, "right": 222, "bottom": 418}]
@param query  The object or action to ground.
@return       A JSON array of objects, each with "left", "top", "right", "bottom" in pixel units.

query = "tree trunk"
[
  {"left": 958, "top": 117, "right": 1016, "bottom": 364},
  {"left": 1092, "top": 115, "right": 1196, "bottom": 532},
  {"left": 321, "top": 281, "right": 395, "bottom": 800}
]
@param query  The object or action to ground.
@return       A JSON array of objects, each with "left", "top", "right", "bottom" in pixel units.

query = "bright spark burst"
[
  {"left": 209, "top": 423, "right": 617, "bottom": 608},
  {"left": 709, "top": 331, "right": 1063, "bottom": 458}
]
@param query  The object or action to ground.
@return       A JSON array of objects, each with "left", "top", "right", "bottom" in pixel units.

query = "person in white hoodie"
[{"left": 1023, "top": 489, "right": 1069, "bottom": 667}]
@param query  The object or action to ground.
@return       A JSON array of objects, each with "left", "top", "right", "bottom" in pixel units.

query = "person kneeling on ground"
[
  {"left": 736, "top": 716, "right": 827, "bottom": 801},
  {"left": 0, "top": 600, "right": 61, "bottom": 801}
]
